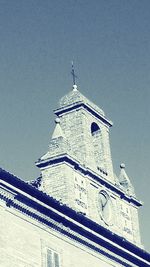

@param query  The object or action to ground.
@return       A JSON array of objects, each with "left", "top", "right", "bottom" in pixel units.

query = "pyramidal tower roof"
[
  {"left": 51, "top": 117, "right": 65, "bottom": 139},
  {"left": 119, "top": 163, "right": 135, "bottom": 196},
  {"left": 59, "top": 84, "right": 105, "bottom": 117}
]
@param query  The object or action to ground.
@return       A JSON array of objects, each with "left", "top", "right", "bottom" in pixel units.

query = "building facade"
[{"left": 0, "top": 84, "right": 150, "bottom": 267}]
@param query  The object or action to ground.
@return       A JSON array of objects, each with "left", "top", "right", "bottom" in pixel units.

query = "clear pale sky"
[{"left": 0, "top": 0, "right": 150, "bottom": 251}]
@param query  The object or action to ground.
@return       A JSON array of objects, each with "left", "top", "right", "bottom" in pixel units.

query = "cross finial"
[{"left": 71, "top": 61, "right": 78, "bottom": 90}]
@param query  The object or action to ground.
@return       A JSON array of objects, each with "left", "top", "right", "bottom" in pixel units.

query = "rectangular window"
[{"left": 47, "top": 249, "right": 60, "bottom": 267}]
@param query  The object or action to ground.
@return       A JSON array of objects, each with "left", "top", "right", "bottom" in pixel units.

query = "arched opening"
[
  {"left": 91, "top": 122, "right": 104, "bottom": 170},
  {"left": 91, "top": 122, "right": 100, "bottom": 136}
]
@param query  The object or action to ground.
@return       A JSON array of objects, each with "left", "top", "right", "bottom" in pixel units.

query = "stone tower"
[{"left": 36, "top": 84, "right": 142, "bottom": 247}]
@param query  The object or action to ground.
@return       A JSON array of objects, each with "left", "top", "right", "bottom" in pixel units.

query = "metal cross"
[{"left": 71, "top": 61, "right": 77, "bottom": 85}]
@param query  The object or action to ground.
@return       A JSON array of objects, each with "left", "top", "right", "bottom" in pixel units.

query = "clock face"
[{"left": 98, "top": 190, "right": 113, "bottom": 226}]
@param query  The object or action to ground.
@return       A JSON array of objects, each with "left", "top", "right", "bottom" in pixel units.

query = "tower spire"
[{"left": 71, "top": 61, "right": 78, "bottom": 91}]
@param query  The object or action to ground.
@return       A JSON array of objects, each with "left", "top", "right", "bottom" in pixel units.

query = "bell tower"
[
  {"left": 36, "top": 83, "right": 142, "bottom": 248},
  {"left": 56, "top": 83, "right": 114, "bottom": 180}
]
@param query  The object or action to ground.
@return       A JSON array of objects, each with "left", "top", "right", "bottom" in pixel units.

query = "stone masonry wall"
[
  {"left": 59, "top": 108, "right": 114, "bottom": 183},
  {"left": 40, "top": 163, "right": 74, "bottom": 207}
]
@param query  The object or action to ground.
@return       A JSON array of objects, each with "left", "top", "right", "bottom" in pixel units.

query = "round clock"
[{"left": 98, "top": 190, "right": 113, "bottom": 226}]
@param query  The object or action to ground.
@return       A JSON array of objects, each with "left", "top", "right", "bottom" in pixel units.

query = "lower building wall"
[{"left": 0, "top": 203, "right": 121, "bottom": 267}]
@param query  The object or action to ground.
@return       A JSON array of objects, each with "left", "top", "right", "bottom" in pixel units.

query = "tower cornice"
[
  {"left": 54, "top": 102, "right": 113, "bottom": 127},
  {"left": 36, "top": 154, "right": 142, "bottom": 208}
]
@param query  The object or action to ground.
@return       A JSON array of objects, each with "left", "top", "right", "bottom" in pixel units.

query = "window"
[
  {"left": 91, "top": 122, "right": 100, "bottom": 136},
  {"left": 47, "top": 249, "right": 60, "bottom": 267},
  {"left": 91, "top": 122, "right": 104, "bottom": 169}
]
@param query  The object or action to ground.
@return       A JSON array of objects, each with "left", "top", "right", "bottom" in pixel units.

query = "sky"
[{"left": 0, "top": 0, "right": 150, "bottom": 251}]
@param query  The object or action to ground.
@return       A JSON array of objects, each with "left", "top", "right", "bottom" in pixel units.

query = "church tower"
[
  {"left": 36, "top": 82, "right": 142, "bottom": 247},
  {"left": 1, "top": 73, "right": 150, "bottom": 267}
]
